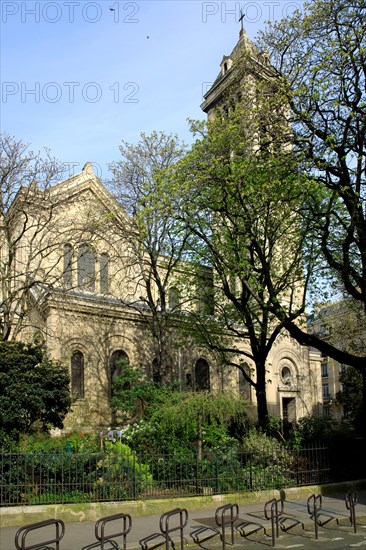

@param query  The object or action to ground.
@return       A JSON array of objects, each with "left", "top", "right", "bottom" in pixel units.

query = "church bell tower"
[{"left": 201, "top": 27, "right": 273, "bottom": 120}]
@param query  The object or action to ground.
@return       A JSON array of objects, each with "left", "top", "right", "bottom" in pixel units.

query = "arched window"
[
  {"left": 194, "top": 358, "right": 210, "bottom": 391},
  {"left": 63, "top": 244, "right": 73, "bottom": 288},
  {"left": 71, "top": 351, "right": 84, "bottom": 398},
  {"left": 109, "top": 350, "right": 129, "bottom": 398},
  {"left": 100, "top": 253, "right": 109, "bottom": 294},
  {"left": 78, "top": 245, "right": 95, "bottom": 291},
  {"left": 32, "top": 330, "right": 45, "bottom": 346},
  {"left": 239, "top": 364, "right": 251, "bottom": 400},
  {"left": 168, "top": 287, "right": 180, "bottom": 311},
  {"left": 281, "top": 366, "right": 292, "bottom": 386}
]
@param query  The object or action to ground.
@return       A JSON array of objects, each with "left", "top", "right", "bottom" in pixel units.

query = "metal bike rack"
[
  {"left": 307, "top": 493, "right": 322, "bottom": 539},
  {"left": 81, "top": 512, "right": 132, "bottom": 550},
  {"left": 15, "top": 518, "right": 65, "bottom": 550},
  {"left": 264, "top": 498, "right": 281, "bottom": 547},
  {"left": 345, "top": 491, "right": 358, "bottom": 533},
  {"left": 160, "top": 508, "right": 188, "bottom": 550},
  {"left": 190, "top": 503, "right": 239, "bottom": 550},
  {"left": 215, "top": 503, "right": 240, "bottom": 550},
  {"left": 264, "top": 497, "right": 304, "bottom": 547},
  {"left": 139, "top": 507, "right": 188, "bottom": 550}
]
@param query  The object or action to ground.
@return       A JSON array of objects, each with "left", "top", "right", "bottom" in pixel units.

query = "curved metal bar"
[
  {"left": 307, "top": 494, "right": 322, "bottom": 539},
  {"left": 215, "top": 503, "right": 239, "bottom": 550},
  {"left": 94, "top": 512, "right": 132, "bottom": 550},
  {"left": 159, "top": 507, "right": 188, "bottom": 550},
  {"left": 345, "top": 491, "right": 358, "bottom": 533},
  {"left": 264, "top": 498, "right": 280, "bottom": 546},
  {"left": 15, "top": 518, "right": 65, "bottom": 550}
]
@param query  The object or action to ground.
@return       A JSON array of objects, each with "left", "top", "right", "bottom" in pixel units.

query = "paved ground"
[{"left": 1, "top": 492, "right": 365, "bottom": 550}]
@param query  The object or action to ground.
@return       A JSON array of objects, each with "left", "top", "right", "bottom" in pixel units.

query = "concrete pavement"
[{"left": 1, "top": 487, "right": 365, "bottom": 550}]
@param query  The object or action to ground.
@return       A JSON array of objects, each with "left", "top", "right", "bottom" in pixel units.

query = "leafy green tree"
[
  {"left": 110, "top": 362, "right": 179, "bottom": 423},
  {"left": 111, "top": 365, "right": 255, "bottom": 457},
  {"left": 0, "top": 341, "right": 71, "bottom": 436},
  {"left": 338, "top": 367, "right": 363, "bottom": 433},
  {"left": 109, "top": 132, "right": 189, "bottom": 383},
  {"left": 258, "top": 0, "right": 366, "bottom": 370},
  {"left": 173, "top": 99, "right": 314, "bottom": 430}
]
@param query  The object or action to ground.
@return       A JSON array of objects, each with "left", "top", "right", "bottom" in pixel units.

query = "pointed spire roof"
[{"left": 201, "top": 28, "right": 274, "bottom": 114}]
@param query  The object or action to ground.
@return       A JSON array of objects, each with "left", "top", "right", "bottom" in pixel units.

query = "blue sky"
[{"left": 1, "top": 0, "right": 304, "bottom": 183}]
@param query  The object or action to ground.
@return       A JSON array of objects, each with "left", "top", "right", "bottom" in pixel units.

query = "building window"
[
  {"left": 321, "top": 363, "right": 328, "bottom": 377},
  {"left": 239, "top": 367, "right": 251, "bottom": 400},
  {"left": 71, "top": 351, "right": 84, "bottom": 398},
  {"left": 100, "top": 253, "right": 109, "bottom": 294},
  {"left": 322, "top": 383, "right": 329, "bottom": 399},
  {"left": 32, "top": 330, "right": 45, "bottom": 346},
  {"left": 282, "top": 397, "right": 296, "bottom": 423},
  {"left": 78, "top": 245, "right": 95, "bottom": 291},
  {"left": 281, "top": 366, "right": 292, "bottom": 386},
  {"left": 64, "top": 244, "right": 73, "bottom": 288},
  {"left": 168, "top": 287, "right": 180, "bottom": 311},
  {"left": 194, "top": 358, "right": 210, "bottom": 391},
  {"left": 109, "top": 350, "right": 129, "bottom": 398}
]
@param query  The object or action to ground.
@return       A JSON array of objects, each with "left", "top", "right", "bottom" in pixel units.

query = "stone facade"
[
  {"left": 309, "top": 300, "right": 365, "bottom": 420},
  {"left": 2, "top": 30, "right": 323, "bottom": 430},
  {"left": 5, "top": 159, "right": 322, "bottom": 429},
  {"left": 13, "top": 164, "right": 234, "bottom": 429}
]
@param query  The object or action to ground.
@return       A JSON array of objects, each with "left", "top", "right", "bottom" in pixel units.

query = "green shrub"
[
  {"left": 94, "top": 442, "right": 153, "bottom": 500},
  {"left": 287, "top": 415, "right": 345, "bottom": 446},
  {"left": 18, "top": 431, "right": 100, "bottom": 453},
  {"left": 0, "top": 341, "right": 71, "bottom": 436}
]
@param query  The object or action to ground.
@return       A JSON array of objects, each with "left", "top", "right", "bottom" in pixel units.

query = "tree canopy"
[
  {"left": 0, "top": 341, "right": 71, "bottom": 436},
  {"left": 172, "top": 92, "right": 315, "bottom": 429},
  {"left": 111, "top": 363, "right": 256, "bottom": 457},
  {"left": 109, "top": 131, "right": 189, "bottom": 383},
  {"left": 258, "top": 0, "right": 366, "bottom": 369},
  {"left": 0, "top": 134, "right": 66, "bottom": 341}
]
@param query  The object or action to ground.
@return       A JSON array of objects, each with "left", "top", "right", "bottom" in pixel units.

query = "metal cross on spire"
[{"left": 239, "top": 8, "right": 245, "bottom": 30}]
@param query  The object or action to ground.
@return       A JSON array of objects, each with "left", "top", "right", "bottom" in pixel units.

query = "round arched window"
[
  {"left": 281, "top": 366, "right": 291, "bottom": 385},
  {"left": 109, "top": 350, "right": 129, "bottom": 398},
  {"left": 195, "top": 358, "right": 210, "bottom": 391}
]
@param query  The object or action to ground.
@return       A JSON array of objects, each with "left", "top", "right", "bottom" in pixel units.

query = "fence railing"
[{"left": 0, "top": 445, "right": 332, "bottom": 507}]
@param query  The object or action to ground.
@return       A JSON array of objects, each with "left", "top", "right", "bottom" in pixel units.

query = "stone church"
[{"left": 5, "top": 29, "right": 322, "bottom": 429}]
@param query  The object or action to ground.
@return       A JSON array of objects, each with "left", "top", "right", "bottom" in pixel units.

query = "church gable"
[
  {"left": 50, "top": 162, "right": 130, "bottom": 228},
  {"left": 18, "top": 163, "right": 143, "bottom": 306}
]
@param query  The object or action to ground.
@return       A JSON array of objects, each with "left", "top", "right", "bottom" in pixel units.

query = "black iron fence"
[{"left": 0, "top": 444, "right": 338, "bottom": 507}]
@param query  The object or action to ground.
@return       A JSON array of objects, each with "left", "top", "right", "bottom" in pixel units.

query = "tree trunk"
[
  {"left": 152, "top": 313, "right": 172, "bottom": 384},
  {"left": 255, "top": 359, "right": 269, "bottom": 430},
  {"left": 361, "top": 368, "right": 366, "bottom": 442}
]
